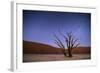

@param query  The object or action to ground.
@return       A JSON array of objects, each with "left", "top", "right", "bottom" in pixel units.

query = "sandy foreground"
[{"left": 23, "top": 54, "right": 91, "bottom": 62}]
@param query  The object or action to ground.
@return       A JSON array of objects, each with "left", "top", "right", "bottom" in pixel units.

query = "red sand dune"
[{"left": 23, "top": 41, "right": 90, "bottom": 54}]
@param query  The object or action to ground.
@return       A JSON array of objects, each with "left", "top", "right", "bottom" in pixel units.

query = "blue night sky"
[{"left": 23, "top": 10, "right": 91, "bottom": 47}]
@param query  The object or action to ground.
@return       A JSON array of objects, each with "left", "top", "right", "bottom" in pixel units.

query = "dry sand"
[{"left": 23, "top": 54, "right": 90, "bottom": 62}]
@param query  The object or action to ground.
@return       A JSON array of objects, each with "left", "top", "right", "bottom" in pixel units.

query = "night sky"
[{"left": 23, "top": 10, "right": 91, "bottom": 47}]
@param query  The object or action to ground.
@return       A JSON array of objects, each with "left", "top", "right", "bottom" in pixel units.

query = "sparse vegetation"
[{"left": 54, "top": 32, "right": 80, "bottom": 57}]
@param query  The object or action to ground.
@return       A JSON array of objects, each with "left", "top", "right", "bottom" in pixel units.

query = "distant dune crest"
[{"left": 23, "top": 41, "right": 91, "bottom": 54}]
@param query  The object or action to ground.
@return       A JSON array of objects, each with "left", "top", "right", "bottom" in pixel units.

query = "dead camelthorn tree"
[
  {"left": 64, "top": 32, "right": 80, "bottom": 57},
  {"left": 53, "top": 33, "right": 67, "bottom": 57},
  {"left": 54, "top": 32, "right": 80, "bottom": 57}
]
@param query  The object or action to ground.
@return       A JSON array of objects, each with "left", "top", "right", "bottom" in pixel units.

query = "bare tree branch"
[
  {"left": 53, "top": 33, "right": 65, "bottom": 49},
  {"left": 74, "top": 43, "right": 80, "bottom": 49},
  {"left": 53, "top": 31, "right": 80, "bottom": 57},
  {"left": 54, "top": 41, "right": 62, "bottom": 48},
  {"left": 72, "top": 39, "right": 78, "bottom": 47}
]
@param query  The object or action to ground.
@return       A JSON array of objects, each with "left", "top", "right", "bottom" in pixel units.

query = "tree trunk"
[{"left": 68, "top": 48, "right": 72, "bottom": 57}]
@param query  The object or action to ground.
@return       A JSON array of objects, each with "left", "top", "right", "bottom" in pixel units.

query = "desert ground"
[
  {"left": 23, "top": 41, "right": 91, "bottom": 62},
  {"left": 23, "top": 54, "right": 90, "bottom": 62}
]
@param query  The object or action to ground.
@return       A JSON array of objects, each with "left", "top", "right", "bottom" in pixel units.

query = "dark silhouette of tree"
[
  {"left": 54, "top": 32, "right": 80, "bottom": 57},
  {"left": 53, "top": 33, "right": 67, "bottom": 56}
]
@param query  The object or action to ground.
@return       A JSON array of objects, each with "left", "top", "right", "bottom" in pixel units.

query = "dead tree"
[
  {"left": 64, "top": 32, "right": 80, "bottom": 57},
  {"left": 54, "top": 32, "right": 80, "bottom": 57},
  {"left": 53, "top": 33, "right": 67, "bottom": 56}
]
